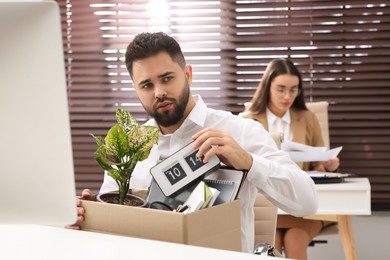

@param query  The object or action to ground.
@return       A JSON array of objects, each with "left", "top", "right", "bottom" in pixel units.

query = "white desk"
[
  {"left": 311, "top": 177, "right": 371, "bottom": 215},
  {"left": 280, "top": 177, "right": 371, "bottom": 260},
  {"left": 279, "top": 178, "right": 371, "bottom": 215},
  {"left": 0, "top": 224, "right": 284, "bottom": 260}
]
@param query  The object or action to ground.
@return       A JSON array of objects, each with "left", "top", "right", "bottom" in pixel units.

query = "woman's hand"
[
  {"left": 322, "top": 157, "right": 340, "bottom": 172},
  {"left": 192, "top": 128, "right": 253, "bottom": 171}
]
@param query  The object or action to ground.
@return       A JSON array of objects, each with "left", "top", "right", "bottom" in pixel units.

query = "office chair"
[
  {"left": 305, "top": 101, "right": 330, "bottom": 149},
  {"left": 304, "top": 101, "right": 339, "bottom": 245},
  {"left": 254, "top": 194, "right": 278, "bottom": 246},
  {"left": 253, "top": 193, "right": 283, "bottom": 257},
  {"left": 242, "top": 103, "right": 281, "bottom": 255}
]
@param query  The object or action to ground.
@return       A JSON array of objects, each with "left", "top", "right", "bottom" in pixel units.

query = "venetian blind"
[{"left": 56, "top": 0, "right": 390, "bottom": 209}]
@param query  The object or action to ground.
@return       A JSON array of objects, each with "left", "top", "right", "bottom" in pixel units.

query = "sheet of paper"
[
  {"left": 281, "top": 141, "right": 327, "bottom": 152},
  {"left": 281, "top": 141, "right": 342, "bottom": 162}
]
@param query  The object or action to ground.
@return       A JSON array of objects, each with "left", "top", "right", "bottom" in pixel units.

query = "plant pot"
[{"left": 96, "top": 192, "right": 146, "bottom": 207}]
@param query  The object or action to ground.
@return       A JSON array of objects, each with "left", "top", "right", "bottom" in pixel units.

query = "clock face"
[{"left": 150, "top": 142, "right": 220, "bottom": 196}]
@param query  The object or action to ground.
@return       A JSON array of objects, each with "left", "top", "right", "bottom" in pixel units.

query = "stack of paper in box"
[
  {"left": 182, "top": 181, "right": 220, "bottom": 214},
  {"left": 182, "top": 167, "right": 248, "bottom": 213}
]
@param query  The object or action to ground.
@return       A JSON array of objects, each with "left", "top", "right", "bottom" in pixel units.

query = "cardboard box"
[{"left": 80, "top": 196, "right": 242, "bottom": 252}]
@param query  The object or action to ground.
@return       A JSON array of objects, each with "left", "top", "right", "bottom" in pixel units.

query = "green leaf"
[
  {"left": 134, "top": 126, "right": 159, "bottom": 161},
  {"left": 105, "top": 124, "right": 130, "bottom": 159},
  {"left": 94, "top": 146, "right": 115, "bottom": 170},
  {"left": 116, "top": 108, "right": 139, "bottom": 135},
  {"left": 90, "top": 134, "right": 104, "bottom": 147}
]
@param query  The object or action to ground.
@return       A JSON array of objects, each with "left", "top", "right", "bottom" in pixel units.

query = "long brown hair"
[{"left": 246, "top": 58, "right": 307, "bottom": 114}]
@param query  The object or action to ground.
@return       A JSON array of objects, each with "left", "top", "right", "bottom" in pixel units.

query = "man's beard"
[{"left": 144, "top": 84, "right": 190, "bottom": 127}]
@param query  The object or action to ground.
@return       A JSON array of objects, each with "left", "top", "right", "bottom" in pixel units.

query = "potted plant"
[{"left": 90, "top": 108, "right": 159, "bottom": 206}]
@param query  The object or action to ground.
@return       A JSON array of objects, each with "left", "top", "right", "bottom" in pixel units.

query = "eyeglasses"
[{"left": 272, "top": 87, "right": 301, "bottom": 97}]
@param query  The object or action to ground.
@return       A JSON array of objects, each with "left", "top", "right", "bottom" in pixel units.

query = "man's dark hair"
[{"left": 125, "top": 32, "right": 186, "bottom": 78}]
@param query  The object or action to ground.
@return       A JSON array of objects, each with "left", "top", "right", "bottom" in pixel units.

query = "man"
[{"left": 72, "top": 32, "right": 318, "bottom": 253}]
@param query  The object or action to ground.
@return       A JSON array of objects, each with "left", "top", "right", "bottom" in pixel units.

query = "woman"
[{"left": 241, "top": 58, "right": 339, "bottom": 259}]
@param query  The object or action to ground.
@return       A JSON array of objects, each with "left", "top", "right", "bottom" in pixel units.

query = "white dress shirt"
[
  {"left": 267, "top": 108, "right": 293, "bottom": 141},
  {"left": 100, "top": 95, "right": 318, "bottom": 253}
]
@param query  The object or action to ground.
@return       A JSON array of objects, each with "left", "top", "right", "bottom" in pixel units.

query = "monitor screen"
[{"left": 0, "top": 0, "right": 77, "bottom": 226}]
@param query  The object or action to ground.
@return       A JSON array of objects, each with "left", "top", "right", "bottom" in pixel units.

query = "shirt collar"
[
  {"left": 186, "top": 94, "right": 207, "bottom": 128},
  {"left": 266, "top": 107, "right": 291, "bottom": 125}
]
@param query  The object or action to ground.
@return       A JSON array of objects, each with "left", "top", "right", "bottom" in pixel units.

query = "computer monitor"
[{"left": 0, "top": 0, "right": 77, "bottom": 226}]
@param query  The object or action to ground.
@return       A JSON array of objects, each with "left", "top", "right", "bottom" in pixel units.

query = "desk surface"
[
  {"left": 0, "top": 224, "right": 284, "bottom": 260},
  {"left": 280, "top": 177, "right": 371, "bottom": 215}
]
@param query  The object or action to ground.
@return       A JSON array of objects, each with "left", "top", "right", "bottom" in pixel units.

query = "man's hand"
[
  {"left": 65, "top": 189, "right": 91, "bottom": 230},
  {"left": 192, "top": 128, "right": 253, "bottom": 171}
]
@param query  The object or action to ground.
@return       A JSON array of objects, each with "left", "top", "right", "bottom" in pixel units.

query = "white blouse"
[{"left": 266, "top": 108, "right": 293, "bottom": 141}]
